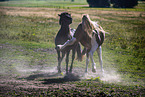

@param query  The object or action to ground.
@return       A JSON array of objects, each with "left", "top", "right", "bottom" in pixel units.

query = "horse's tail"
[
  {"left": 76, "top": 43, "right": 82, "bottom": 61},
  {"left": 81, "top": 47, "right": 86, "bottom": 61},
  {"left": 76, "top": 43, "right": 86, "bottom": 61}
]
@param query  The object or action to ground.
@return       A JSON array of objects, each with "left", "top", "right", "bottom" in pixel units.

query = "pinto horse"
[
  {"left": 56, "top": 14, "right": 107, "bottom": 74},
  {"left": 55, "top": 12, "right": 82, "bottom": 74}
]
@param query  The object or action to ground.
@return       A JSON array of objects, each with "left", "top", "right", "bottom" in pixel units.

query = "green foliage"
[
  {"left": 87, "top": 0, "right": 110, "bottom": 7},
  {"left": 111, "top": 0, "right": 138, "bottom": 8},
  {"left": 85, "top": 77, "right": 102, "bottom": 82}
]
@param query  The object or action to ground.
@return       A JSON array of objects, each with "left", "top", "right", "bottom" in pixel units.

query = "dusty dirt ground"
[
  {"left": 0, "top": 68, "right": 83, "bottom": 96},
  {"left": 1, "top": 43, "right": 143, "bottom": 96},
  {"left": 0, "top": 63, "right": 145, "bottom": 96},
  {"left": 0, "top": 59, "right": 104, "bottom": 96}
]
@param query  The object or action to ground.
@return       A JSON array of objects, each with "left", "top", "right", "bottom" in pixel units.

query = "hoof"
[
  {"left": 92, "top": 68, "right": 96, "bottom": 73},
  {"left": 85, "top": 69, "right": 88, "bottom": 73},
  {"left": 69, "top": 70, "right": 72, "bottom": 74},
  {"left": 57, "top": 66, "right": 61, "bottom": 73},
  {"left": 101, "top": 69, "right": 104, "bottom": 76},
  {"left": 66, "top": 71, "right": 70, "bottom": 75},
  {"left": 58, "top": 70, "right": 62, "bottom": 74}
]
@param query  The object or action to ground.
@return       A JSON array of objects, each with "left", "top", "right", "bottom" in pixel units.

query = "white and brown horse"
[
  {"left": 55, "top": 12, "right": 82, "bottom": 74},
  {"left": 56, "top": 14, "right": 107, "bottom": 74}
]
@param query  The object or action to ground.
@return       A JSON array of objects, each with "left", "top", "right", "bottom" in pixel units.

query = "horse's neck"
[{"left": 60, "top": 24, "right": 70, "bottom": 35}]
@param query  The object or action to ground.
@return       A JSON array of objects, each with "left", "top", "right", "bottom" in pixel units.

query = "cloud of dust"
[
  {"left": 81, "top": 68, "right": 121, "bottom": 83},
  {"left": 101, "top": 69, "right": 121, "bottom": 83},
  {"left": 15, "top": 64, "right": 57, "bottom": 74}
]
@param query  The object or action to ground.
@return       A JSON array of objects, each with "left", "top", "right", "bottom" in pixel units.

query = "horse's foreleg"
[
  {"left": 97, "top": 46, "right": 104, "bottom": 73},
  {"left": 57, "top": 51, "right": 65, "bottom": 73},
  {"left": 69, "top": 49, "right": 75, "bottom": 73},
  {"left": 66, "top": 51, "right": 70, "bottom": 74},
  {"left": 85, "top": 52, "right": 89, "bottom": 73}
]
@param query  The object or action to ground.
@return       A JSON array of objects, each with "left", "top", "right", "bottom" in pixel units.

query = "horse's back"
[{"left": 73, "top": 23, "right": 92, "bottom": 49}]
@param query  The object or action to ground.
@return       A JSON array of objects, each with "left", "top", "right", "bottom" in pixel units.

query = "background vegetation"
[
  {"left": 87, "top": 0, "right": 138, "bottom": 8},
  {"left": 0, "top": 0, "right": 145, "bottom": 96}
]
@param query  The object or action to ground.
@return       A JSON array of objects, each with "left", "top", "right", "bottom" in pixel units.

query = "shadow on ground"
[
  {"left": 25, "top": 73, "right": 60, "bottom": 80},
  {"left": 18, "top": 73, "right": 80, "bottom": 84},
  {"left": 42, "top": 73, "right": 80, "bottom": 84}
]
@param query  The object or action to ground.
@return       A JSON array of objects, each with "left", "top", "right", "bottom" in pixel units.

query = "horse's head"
[
  {"left": 82, "top": 14, "right": 94, "bottom": 34},
  {"left": 58, "top": 12, "right": 72, "bottom": 25}
]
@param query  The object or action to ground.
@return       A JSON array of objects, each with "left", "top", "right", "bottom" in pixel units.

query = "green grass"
[
  {"left": 0, "top": 13, "right": 58, "bottom": 43},
  {"left": 0, "top": 1, "right": 145, "bottom": 96},
  {"left": 0, "top": 39, "right": 57, "bottom": 76},
  {"left": 0, "top": 1, "right": 145, "bottom": 79},
  {"left": 1, "top": 0, "right": 145, "bottom": 11},
  {"left": 0, "top": 0, "right": 87, "bottom": 8}
]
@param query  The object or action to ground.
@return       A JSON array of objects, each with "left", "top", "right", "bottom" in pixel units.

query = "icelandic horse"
[
  {"left": 55, "top": 12, "right": 82, "bottom": 74},
  {"left": 56, "top": 14, "right": 107, "bottom": 74}
]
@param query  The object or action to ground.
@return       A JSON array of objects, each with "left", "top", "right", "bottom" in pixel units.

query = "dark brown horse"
[{"left": 55, "top": 12, "right": 82, "bottom": 74}]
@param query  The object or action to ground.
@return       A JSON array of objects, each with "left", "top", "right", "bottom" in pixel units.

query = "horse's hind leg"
[
  {"left": 89, "top": 44, "right": 98, "bottom": 73},
  {"left": 76, "top": 43, "right": 82, "bottom": 61},
  {"left": 69, "top": 49, "right": 75, "bottom": 73},
  {"left": 89, "top": 50, "right": 97, "bottom": 73},
  {"left": 97, "top": 46, "right": 104, "bottom": 73},
  {"left": 66, "top": 51, "right": 70, "bottom": 74},
  {"left": 85, "top": 52, "right": 89, "bottom": 73}
]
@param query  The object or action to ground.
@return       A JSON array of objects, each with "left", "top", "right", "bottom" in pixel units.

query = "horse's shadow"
[
  {"left": 25, "top": 73, "right": 60, "bottom": 80},
  {"left": 18, "top": 72, "right": 80, "bottom": 84},
  {"left": 42, "top": 73, "right": 80, "bottom": 84}
]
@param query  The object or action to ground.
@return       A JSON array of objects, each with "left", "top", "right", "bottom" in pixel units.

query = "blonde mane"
[{"left": 82, "top": 14, "right": 107, "bottom": 38}]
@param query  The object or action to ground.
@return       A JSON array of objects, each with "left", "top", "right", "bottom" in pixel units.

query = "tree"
[
  {"left": 87, "top": 0, "right": 110, "bottom": 8},
  {"left": 87, "top": 0, "right": 138, "bottom": 8},
  {"left": 0, "top": 0, "right": 9, "bottom": 1},
  {"left": 110, "top": 0, "right": 138, "bottom": 8}
]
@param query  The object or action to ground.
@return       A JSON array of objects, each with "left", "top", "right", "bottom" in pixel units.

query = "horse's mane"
[{"left": 82, "top": 14, "right": 107, "bottom": 38}]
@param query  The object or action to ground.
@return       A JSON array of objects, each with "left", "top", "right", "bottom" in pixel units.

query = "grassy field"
[
  {"left": 0, "top": 0, "right": 145, "bottom": 96},
  {"left": 0, "top": 0, "right": 87, "bottom": 8}
]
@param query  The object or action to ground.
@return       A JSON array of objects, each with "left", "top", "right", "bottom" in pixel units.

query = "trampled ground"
[{"left": 0, "top": 43, "right": 145, "bottom": 96}]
